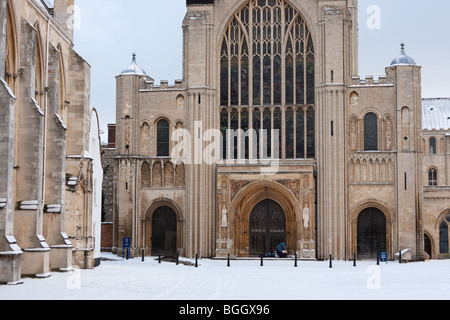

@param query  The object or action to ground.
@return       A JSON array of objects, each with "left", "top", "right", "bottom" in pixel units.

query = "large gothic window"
[{"left": 220, "top": 0, "right": 315, "bottom": 160}]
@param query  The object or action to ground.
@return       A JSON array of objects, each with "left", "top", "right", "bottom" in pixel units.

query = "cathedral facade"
[
  {"left": 0, "top": 0, "right": 101, "bottom": 284},
  {"left": 112, "top": 0, "right": 450, "bottom": 262}
]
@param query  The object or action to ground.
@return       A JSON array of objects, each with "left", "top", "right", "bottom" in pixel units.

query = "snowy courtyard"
[{"left": 1, "top": 252, "right": 449, "bottom": 300}]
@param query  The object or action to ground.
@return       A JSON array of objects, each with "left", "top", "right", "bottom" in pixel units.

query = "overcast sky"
[{"left": 73, "top": 0, "right": 450, "bottom": 140}]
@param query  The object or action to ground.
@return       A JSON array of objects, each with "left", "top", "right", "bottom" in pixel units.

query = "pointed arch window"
[
  {"left": 220, "top": 0, "right": 314, "bottom": 107},
  {"left": 219, "top": 0, "right": 315, "bottom": 160}
]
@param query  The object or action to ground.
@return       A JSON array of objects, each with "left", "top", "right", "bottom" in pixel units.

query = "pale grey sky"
[{"left": 73, "top": 0, "right": 450, "bottom": 140}]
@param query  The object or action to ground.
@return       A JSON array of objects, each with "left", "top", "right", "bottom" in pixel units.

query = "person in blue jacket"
[{"left": 276, "top": 242, "right": 288, "bottom": 258}]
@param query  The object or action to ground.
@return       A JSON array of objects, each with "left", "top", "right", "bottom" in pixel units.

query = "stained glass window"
[
  {"left": 274, "top": 107, "right": 282, "bottom": 158},
  {"left": 263, "top": 108, "right": 272, "bottom": 158},
  {"left": 306, "top": 107, "right": 315, "bottom": 158},
  {"left": 253, "top": 108, "right": 261, "bottom": 159},
  {"left": 241, "top": 108, "right": 250, "bottom": 159},
  {"left": 219, "top": 0, "right": 315, "bottom": 160},
  {"left": 296, "top": 107, "right": 305, "bottom": 158},
  {"left": 285, "top": 107, "right": 294, "bottom": 158},
  {"left": 220, "top": 108, "right": 228, "bottom": 159},
  {"left": 231, "top": 108, "right": 239, "bottom": 159}
]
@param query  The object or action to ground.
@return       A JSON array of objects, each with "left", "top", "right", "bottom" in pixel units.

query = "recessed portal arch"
[
  {"left": 249, "top": 199, "right": 286, "bottom": 256},
  {"left": 229, "top": 180, "right": 303, "bottom": 257},
  {"left": 144, "top": 199, "right": 183, "bottom": 257},
  {"left": 152, "top": 206, "right": 177, "bottom": 257},
  {"left": 357, "top": 207, "right": 387, "bottom": 260}
]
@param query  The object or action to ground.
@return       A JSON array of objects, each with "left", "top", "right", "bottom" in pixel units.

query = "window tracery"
[
  {"left": 428, "top": 168, "right": 438, "bottom": 186},
  {"left": 219, "top": 0, "right": 315, "bottom": 160}
]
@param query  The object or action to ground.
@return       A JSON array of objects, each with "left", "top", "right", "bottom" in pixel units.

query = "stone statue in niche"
[
  {"left": 221, "top": 205, "right": 228, "bottom": 228},
  {"left": 302, "top": 204, "right": 310, "bottom": 229},
  {"left": 176, "top": 95, "right": 184, "bottom": 110},
  {"left": 385, "top": 118, "right": 393, "bottom": 151}
]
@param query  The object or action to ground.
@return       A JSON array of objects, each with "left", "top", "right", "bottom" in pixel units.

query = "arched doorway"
[
  {"left": 249, "top": 199, "right": 286, "bottom": 256},
  {"left": 357, "top": 207, "right": 386, "bottom": 260},
  {"left": 424, "top": 234, "right": 432, "bottom": 259},
  {"left": 151, "top": 206, "right": 177, "bottom": 257}
]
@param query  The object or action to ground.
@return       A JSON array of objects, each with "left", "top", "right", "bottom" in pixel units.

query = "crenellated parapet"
[
  {"left": 350, "top": 75, "right": 392, "bottom": 87},
  {"left": 141, "top": 79, "right": 184, "bottom": 92}
]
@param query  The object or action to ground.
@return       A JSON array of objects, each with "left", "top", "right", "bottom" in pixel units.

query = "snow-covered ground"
[{"left": 1, "top": 252, "right": 449, "bottom": 300}]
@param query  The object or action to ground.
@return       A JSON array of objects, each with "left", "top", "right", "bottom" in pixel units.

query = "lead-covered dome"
[
  {"left": 391, "top": 43, "right": 416, "bottom": 66},
  {"left": 121, "top": 53, "right": 147, "bottom": 75}
]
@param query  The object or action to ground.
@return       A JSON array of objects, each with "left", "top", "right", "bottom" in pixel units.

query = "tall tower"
[
  {"left": 114, "top": 54, "right": 151, "bottom": 256},
  {"left": 389, "top": 44, "right": 423, "bottom": 260}
]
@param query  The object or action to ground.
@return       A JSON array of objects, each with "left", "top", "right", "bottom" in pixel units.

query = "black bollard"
[
  {"left": 353, "top": 253, "right": 356, "bottom": 267},
  {"left": 176, "top": 252, "right": 179, "bottom": 265},
  {"left": 329, "top": 254, "right": 332, "bottom": 268},
  {"left": 399, "top": 251, "right": 402, "bottom": 264},
  {"left": 294, "top": 253, "right": 298, "bottom": 267},
  {"left": 158, "top": 252, "right": 161, "bottom": 264},
  {"left": 195, "top": 254, "right": 198, "bottom": 268},
  {"left": 227, "top": 254, "right": 230, "bottom": 267},
  {"left": 126, "top": 248, "right": 129, "bottom": 260},
  {"left": 142, "top": 249, "right": 145, "bottom": 262},
  {"left": 377, "top": 252, "right": 380, "bottom": 265},
  {"left": 260, "top": 255, "right": 264, "bottom": 267}
]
